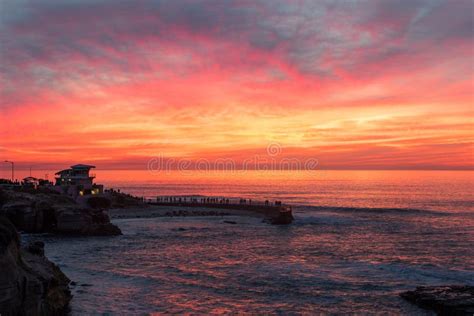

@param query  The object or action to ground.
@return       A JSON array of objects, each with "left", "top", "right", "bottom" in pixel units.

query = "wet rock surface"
[
  {"left": 0, "top": 216, "right": 71, "bottom": 315},
  {"left": 400, "top": 285, "right": 474, "bottom": 315}
]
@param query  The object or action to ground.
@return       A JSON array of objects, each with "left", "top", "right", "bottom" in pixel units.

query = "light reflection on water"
[
  {"left": 38, "top": 206, "right": 473, "bottom": 315},
  {"left": 95, "top": 170, "right": 474, "bottom": 212},
  {"left": 21, "top": 170, "right": 473, "bottom": 314},
  {"left": 6, "top": 170, "right": 473, "bottom": 211}
]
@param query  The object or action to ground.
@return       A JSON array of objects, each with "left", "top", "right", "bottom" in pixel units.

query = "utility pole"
[{"left": 4, "top": 160, "right": 14, "bottom": 182}]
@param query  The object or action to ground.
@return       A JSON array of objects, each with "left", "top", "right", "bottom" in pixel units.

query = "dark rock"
[
  {"left": 108, "top": 191, "right": 147, "bottom": 208},
  {"left": 55, "top": 207, "right": 122, "bottom": 236},
  {"left": 223, "top": 220, "right": 237, "bottom": 224},
  {"left": 0, "top": 215, "right": 19, "bottom": 253},
  {"left": 1, "top": 189, "right": 122, "bottom": 236},
  {"left": 1, "top": 201, "right": 37, "bottom": 231},
  {"left": 172, "top": 227, "right": 187, "bottom": 232},
  {"left": 400, "top": 285, "right": 474, "bottom": 315},
  {"left": 87, "top": 196, "right": 111, "bottom": 209},
  {"left": 0, "top": 216, "right": 71, "bottom": 315},
  {"left": 27, "top": 241, "right": 45, "bottom": 256},
  {"left": 0, "top": 188, "right": 7, "bottom": 207},
  {"left": 271, "top": 211, "right": 294, "bottom": 225}
]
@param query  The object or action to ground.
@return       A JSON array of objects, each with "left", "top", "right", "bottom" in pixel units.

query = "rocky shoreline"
[
  {"left": 2, "top": 187, "right": 472, "bottom": 315},
  {"left": 0, "top": 216, "right": 71, "bottom": 315},
  {"left": 400, "top": 285, "right": 474, "bottom": 315},
  {"left": 0, "top": 187, "right": 122, "bottom": 315},
  {"left": 0, "top": 188, "right": 121, "bottom": 236}
]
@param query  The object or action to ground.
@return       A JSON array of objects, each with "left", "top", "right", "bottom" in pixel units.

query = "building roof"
[
  {"left": 23, "top": 176, "right": 38, "bottom": 181},
  {"left": 55, "top": 169, "right": 71, "bottom": 175},
  {"left": 70, "top": 164, "right": 96, "bottom": 169}
]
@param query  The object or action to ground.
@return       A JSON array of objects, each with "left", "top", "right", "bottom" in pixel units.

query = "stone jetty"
[{"left": 149, "top": 196, "right": 294, "bottom": 224}]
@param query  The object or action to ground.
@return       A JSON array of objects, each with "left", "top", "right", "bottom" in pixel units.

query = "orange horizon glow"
[{"left": 1, "top": 1, "right": 473, "bottom": 170}]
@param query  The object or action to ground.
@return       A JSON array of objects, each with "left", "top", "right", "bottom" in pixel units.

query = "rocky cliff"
[
  {"left": 0, "top": 188, "right": 121, "bottom": 236},
  {"left": 401, "top": 285, "right": 474, "bottom": 315},
  {"left": 0, "top": 216, "right": 71, "bottom": 315}
]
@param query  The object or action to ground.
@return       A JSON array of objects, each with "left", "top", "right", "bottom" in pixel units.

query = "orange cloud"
[{"left": 0, "top": 1, "right": 473, "bottom": 170}]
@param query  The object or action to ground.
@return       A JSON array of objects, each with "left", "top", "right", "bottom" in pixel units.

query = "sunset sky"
[{"left": 0, "top": 0, "right": 473, "bottom": 170}]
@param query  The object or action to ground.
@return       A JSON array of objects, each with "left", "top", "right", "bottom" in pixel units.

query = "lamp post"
[
  {"left": 28, "top": 164, "right": 38, "bottom": 178},
  {"left": 4, "top": 160, "right": 14, "bottom": 182}
]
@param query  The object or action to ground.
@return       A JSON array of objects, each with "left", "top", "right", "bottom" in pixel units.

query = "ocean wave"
[{"left": 293, "top": 205, "right": 463, "bottom": 216}]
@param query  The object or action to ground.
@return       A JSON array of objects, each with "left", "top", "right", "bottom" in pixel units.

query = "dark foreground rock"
[
  {"left": 223, "top": 220, "right": 237, "bottom": 224},
  {"left": 0, "top": 188, "right": 121, "bottom": 236},
  {"left": 108, "top": 190, "right": 148, "bottom": 208},
  {"left": 0, "top": 216, "right": 71, "bottom": 315},
  {"left": 271, "top": 211, "right": 294, "bottom": 225},
  {"left": 400, "top": 285, "right": 474, "bottom": 315}
]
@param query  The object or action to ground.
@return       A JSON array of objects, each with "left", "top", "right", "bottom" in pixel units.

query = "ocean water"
[
  {"left": 25, "top": 170, "right": 474, "bottom": 314},
  {"left": 95, "top": 170, "right": 474, "bottom": 212}
]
